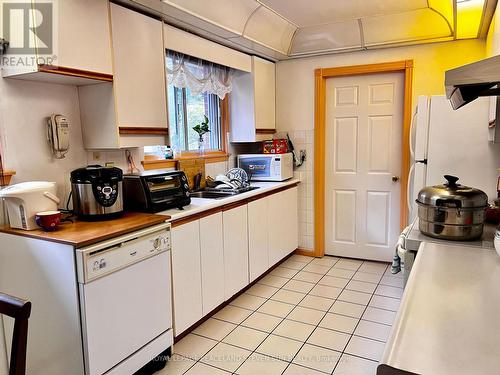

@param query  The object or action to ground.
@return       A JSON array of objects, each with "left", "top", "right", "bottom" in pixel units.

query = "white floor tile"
[
  {"left": 302, "top": 263, "right": 332, "bottom": 275},
  {"left": 293, "top": 271, "right": 323, "bottom": 284},
  {"left": 345, "top": 335, "right": 386, "bottom": 361},
  {"left": 283, "top": 363, "right": 326, "bottom": 375},
  {"left": 309, "top": 284, "right": 342, "bottom": 299},
  {"left": 329, "top": 300, "right": 366, "bottom": 319},
  {"left": 270, "top": 267, "right": 299, "bottom": 279},
  {"left": 222, "top": 326, "right": 268, "bottom": 351},
  {"left": 354, "top": 320, "right": 392, "bottom": 342},
  {"left": 375, "top": 285, "right": 403, "bottom": 299},
  {"left": 319, "top": 275, "right": 349, "bottom": 288},
  {"left": 274, "top": 319, "right": 316, "bottom": 341},
  {"left": 311, "top": 256, "right": 339, "bottom": 267},
  {"left": 288, "top": 306, "right": 325, "bottom": 325},
  {"left": 293, "top": 343, "right": 341, "bottom": 373},
  {"left": 299, "top": 295, "right": 334, "bottom": 312},
  {"left": 358, "top": 262, "right": 388, "bottom": 275},
  {"left": 362, "top": 306, "right": 396, "bottom": 326},
  {"left": 346, "top": 280, "right": 377, "bottom": 294},
  {"left": 157, "top": 354, "right": 195, "bottom": 375},
  {"left": 334, "top": 259, "right": 363, "bottom": 271},
  {"left": 327, "top": 268, "right": 355, "bottom": 279},
  {"left": 193, "top": 318, "right": 237, "bottom": 341},
  {"left": 235, "top": 353, "right": 289, "bottom": 375},
  {"left": 256, "top": 334, "right": 304, "bottom": 362},
  {"left": 213, "top": 306, "right": 253, "bottom": 324},
  {"left": 319, "top": 313, "right": 359, "bottom": 334},
  {"left": 338, "top": 290, "right": 372, "bottom": 305},
  {"left": 369, "top": 295, "right": 401, "bottom": 312},
  {"left": 352, "top": 271, "right": 383, "bottom": 284},
  {"left": 257, "top": 300, "right": 295, "bottom": 318},
  {"left": 333, "top": 353, "right": 378, "bottom": 375},
  {"left": 241, "top": 312, "right": 283, "bottom": 333},
  {"left": 184, "top": 362, "right": 231, "bottom": 375},
  {"left": 246, "top": 283, "right": 279, "bottom": 299},
  {"left": 380, "top": 275, "right": 404, "bottom": 288},
  {"left": 307, "top": 327, "right": 351, "bottom": 352},
  {"left": 281, "top": 259, "right": 307, "bottom": 270},
  {"left": 259, "top": 275, "right": 290, "bottom": 288},
  {"left": 271, "top": 289, "right": 306, "bottom": 305},
  {"left": 283, "top": 279, "right": 315, "bottom": 293},
  {"left": 201, "top": 342, "right": 251, "bottom": 372},
  {"left": 230, "top": 294, "right": 267, "bottom": 311},
  {"left": 289, "top": 254, "right": 314, "bottom": 263},
  {"left": 174, "top": 334, "right": 218, "bottom": 361}
]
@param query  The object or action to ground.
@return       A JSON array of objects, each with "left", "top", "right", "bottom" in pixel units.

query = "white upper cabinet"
[
  {"left": 230, "top": 56, "right": 276, "bottom": 142},
  {"left": 110, "top": 3, "right": 168, "bottom": 128},
  {"left": 55, "top": 0, "right": 113, "bottom": 74}
]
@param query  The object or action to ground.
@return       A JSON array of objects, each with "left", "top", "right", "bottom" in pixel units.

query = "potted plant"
[{"left": 192, "top": 115, "right": 210, "bottom": 155}]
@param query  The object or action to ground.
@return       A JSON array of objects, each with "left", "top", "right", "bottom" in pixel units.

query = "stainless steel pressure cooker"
[{"left": 416, "top": 175, "right": 488, "bottom": 240}]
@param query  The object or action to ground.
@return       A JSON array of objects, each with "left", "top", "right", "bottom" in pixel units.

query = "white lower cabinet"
[
  {"left": 268, "top": 187, "right": 299, "bottom": 266},
  {"left": 248, "top": 197, "right": 270, "bottom": 282},
  {"left": 171, "top": 221, "right": 203, "bottom": 336},
  {"left": 223, "top": 205, "right": 250, "bottom": 300},
  {"left": 170, "top": 186, "right": 298, "bottom": 336},
  {"left": 199, "top": 213, "right": 225, "bottom": 315}
]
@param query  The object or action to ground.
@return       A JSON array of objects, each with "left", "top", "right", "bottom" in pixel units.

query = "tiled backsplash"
[{"left": 287, "top": 129, "right": 314, "bottom": 252}]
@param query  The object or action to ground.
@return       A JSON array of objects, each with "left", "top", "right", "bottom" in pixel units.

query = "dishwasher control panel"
[{"left": 76, "top": 223, "right": 171, "bottom": 283}]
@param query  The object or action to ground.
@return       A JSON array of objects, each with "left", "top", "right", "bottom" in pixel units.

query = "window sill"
[
  {"left": 0, "top": 170, "right": 16, "bottom": 186},
  {"left": 142, "top": 152, "right": 229, "bottom": 170}
]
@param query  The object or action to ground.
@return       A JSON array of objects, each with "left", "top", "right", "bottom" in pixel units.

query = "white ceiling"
[{"left": 147, "top": 0, "right": 495, "bottom": 60}]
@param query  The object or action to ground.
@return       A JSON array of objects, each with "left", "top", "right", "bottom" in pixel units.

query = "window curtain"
[{"left": 166, "top": 51, "right": 235, "bottom": 99}]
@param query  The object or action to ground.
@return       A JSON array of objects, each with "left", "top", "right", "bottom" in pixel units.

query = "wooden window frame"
[{"left": 313, "top": 60, "right": 414, "bottom": 257}]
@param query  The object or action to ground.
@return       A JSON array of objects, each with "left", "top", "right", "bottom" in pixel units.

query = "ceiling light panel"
[{"left": 258, "top": 0, "right": 427, "bottom": 27}]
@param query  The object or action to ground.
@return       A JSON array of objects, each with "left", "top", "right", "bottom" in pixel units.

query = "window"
[
  {"left": 165, "top": 51, "right": 234, "bottom": 154},
  {"left": 167, "top": 85, "right": 222, "bottom": 152}
]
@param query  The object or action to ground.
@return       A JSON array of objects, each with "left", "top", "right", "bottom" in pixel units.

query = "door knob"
[{"left": 392, "top": 176, "right": 400, "bottom": 182}]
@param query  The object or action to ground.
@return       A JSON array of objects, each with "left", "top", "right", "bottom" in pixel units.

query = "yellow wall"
[
  {"left": 276, "top": 39, "right": 486, "bottom": 131},
  {"left": 486, "top": 1, "right": 500, "bottom": 56}
]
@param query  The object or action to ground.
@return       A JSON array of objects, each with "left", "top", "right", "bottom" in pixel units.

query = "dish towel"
[{"left": 392, "top": 225, "right": 411, "bottom": 274}]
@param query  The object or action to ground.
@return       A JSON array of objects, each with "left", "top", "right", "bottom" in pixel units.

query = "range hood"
[{"left": 445, "top": 55, "right": 500, "bottom": 110}]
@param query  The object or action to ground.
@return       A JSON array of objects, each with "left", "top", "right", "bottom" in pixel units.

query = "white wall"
[{"left": 276, "top": 38, "right": 487, "bottom": 251}]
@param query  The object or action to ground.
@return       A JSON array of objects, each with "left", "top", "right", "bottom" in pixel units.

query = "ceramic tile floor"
[{"left": 159, "top": 255, "right": 403, "bottom": 375}]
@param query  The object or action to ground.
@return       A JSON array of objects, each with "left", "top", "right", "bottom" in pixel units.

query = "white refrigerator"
[{"left": 408, "top": 95, "right": 500, "bottom": 222}]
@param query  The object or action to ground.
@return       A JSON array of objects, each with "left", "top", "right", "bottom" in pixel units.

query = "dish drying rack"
[{"left": 205, "top": 168, "right": 252, "bottom": 194}]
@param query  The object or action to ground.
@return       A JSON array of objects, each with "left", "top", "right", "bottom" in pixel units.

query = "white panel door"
[
  {"left": 171, "top": 221, "right": 203, "bottom": 336},
  {"left": 223, "top": 205, "right": 249, "bottom": 300},
  {"left": 199, "top": 213, "right": 225, "bottom": 315},
  {"left": 248, "top": 197, "right": 270, "bottom": 282},
  {"left": 325, "top": 72, "right": 403, "bottom": 261}
]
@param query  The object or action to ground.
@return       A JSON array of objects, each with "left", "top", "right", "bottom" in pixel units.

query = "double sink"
[{"left": 189, "top": 186, "right": 260, "bottom": 200}]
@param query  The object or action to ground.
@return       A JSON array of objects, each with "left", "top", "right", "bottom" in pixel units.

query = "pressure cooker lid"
[
  {"left": 416, "top": 175, "right": 488, "bottom": 208},
  {"left": 70, "top": 165, "right": 123, "bottom": 184}
]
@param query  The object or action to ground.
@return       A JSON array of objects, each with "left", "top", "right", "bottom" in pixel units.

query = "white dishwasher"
[{"left": 76, "top": 223, "right": 173, "bottom": 375}]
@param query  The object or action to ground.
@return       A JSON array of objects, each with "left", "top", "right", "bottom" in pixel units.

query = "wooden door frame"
[{"left": 313, "top": 60, "right": 414, "bottom": 258}]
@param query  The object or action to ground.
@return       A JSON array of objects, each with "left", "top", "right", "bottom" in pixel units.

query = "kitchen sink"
[{"left": 190, "top": 186, "right": 260, "bottom": 199}]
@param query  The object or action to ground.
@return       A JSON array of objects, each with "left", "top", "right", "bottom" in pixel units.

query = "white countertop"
[
  {"left": 379, "top": 242, "right": 500, "bottom": 375},
  {"left": 159, "top": 179, "right": 300, "bottom": 221},
  {"left": 405, "top": 218, "right": 496, "bottom": 252}
]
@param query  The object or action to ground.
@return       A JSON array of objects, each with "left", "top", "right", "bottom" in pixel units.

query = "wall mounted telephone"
[{"left": 47, "top": 114, "right": 70, "bottom": 159}]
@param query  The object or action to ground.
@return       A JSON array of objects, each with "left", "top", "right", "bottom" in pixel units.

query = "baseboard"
[{"left": 294, "top": 247, "right": 316, "bottom": 256}]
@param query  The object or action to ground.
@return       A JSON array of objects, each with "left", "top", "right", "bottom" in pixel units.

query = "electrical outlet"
[{"left": 92, "top": 152, "right": 101, "bottom": 160}]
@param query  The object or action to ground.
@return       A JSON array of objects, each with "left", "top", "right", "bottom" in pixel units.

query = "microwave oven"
[{"left": 237, "top": 153, "right": 294, "bottom": 182}]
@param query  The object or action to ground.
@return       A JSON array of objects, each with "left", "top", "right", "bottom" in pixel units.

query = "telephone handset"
[{"left": 47, "top": 114, "right": 70, "bottom": 159}]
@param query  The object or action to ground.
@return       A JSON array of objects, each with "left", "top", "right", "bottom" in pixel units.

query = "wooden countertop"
[{"left": 0, "top": 212, "right": 170, "bottom": 248}]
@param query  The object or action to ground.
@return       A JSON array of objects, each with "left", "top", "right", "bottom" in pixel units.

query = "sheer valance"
[{"left": 166, "top": 51, "right": 235, "bottom": 99}]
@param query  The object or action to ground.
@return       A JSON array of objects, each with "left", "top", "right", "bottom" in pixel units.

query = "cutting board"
[{"left": 178, "top": 158, "right": 206, "bottom": 190}]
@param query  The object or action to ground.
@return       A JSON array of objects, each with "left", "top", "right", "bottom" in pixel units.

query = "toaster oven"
[
  {"left": 123, "top": 170, "right": 191, "bottom": 212},
  {"left": 238, "top": 153, "right": 294, "bottom": 181}
]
